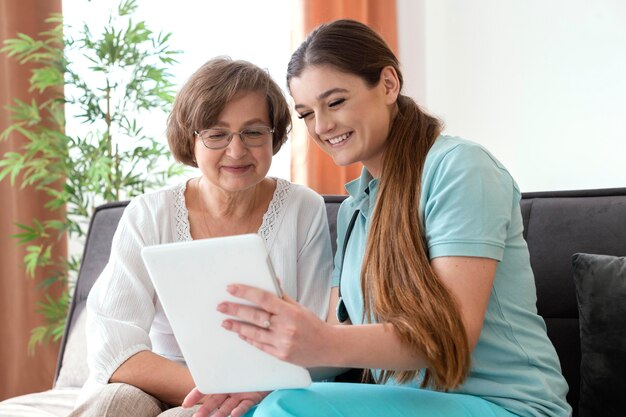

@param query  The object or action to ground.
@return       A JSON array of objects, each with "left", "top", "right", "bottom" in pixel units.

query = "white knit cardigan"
[{"left": 82, "top": 178, "right": 333, "bottom": 394}]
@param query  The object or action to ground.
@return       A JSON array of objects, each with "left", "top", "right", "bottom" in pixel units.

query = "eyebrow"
[
  {"left": 212, "top": 118, "right": 269, "bottom": 128},
  {"left": 294, "top": 88, "right": 349, "bottom": 111}
]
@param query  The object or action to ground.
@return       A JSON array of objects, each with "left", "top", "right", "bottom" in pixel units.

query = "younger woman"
[{"left": 186, "top": 20, "right": 571, "bottom": 417}]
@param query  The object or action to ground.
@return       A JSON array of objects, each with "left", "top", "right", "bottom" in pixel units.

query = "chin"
[
  {"left": 331, "top": 155, "right": 358, "bottom": 167},
  {"left": 218, "top": 176, "right": 259, "bottom": 191}
]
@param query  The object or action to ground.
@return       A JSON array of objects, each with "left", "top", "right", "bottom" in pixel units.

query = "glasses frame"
[{"left": 193, "top": 125, "right": 275, "bottom": 150}]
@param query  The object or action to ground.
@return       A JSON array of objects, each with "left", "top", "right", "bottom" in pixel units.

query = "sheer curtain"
[
  {"left": 290, "top": 0, "right": 398, "bottom": 194},
  {"left": 0, "top": 0, "right": 65, "bottom": 400}
]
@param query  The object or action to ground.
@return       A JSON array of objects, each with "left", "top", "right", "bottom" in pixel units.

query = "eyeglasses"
[{"left": 194, "top": 126, "right": 274, "bottom": 150}]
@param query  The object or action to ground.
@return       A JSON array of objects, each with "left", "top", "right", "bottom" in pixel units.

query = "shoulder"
[
  {"left": 123, "top": 182, "right": 185, "bottom": 221},
  {"left": 425, "top": 136, "right": 518, "bottom": 190},
  {"left": 426, "top": 136, "right": 508, "bottom": 172},
  {"left": 276, "top": 178, "right": 325, "bottom": 208}
]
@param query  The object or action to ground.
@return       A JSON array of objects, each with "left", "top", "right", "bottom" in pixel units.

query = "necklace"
[{"left": 194, "top": 177, "right": 259, "bottom": 238}]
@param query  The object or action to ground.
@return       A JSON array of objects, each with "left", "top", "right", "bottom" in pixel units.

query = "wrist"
[{"left": 322, "top": 323, "right": 346, "bottom": 367}]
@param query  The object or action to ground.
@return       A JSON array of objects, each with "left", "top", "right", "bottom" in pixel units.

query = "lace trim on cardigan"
[
  {"left": 173, "top": 182, "right": 192, "bottom": 242},
  {"left": 173, "top": 178, "right": 292, "bottom": 244},
  {"left": 259, "top": 178, "right": 291, "bottom": 245}
]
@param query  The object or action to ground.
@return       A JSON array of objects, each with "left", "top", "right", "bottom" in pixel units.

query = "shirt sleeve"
[
  {"left": 294, "top": 190, "right": 334, "bottom": 320},
  {"left": 85, "top": 198, "right": 158, "bottom": 384},
  {"left": 423, "top": 143, "right": 519, "bottom": 261}
]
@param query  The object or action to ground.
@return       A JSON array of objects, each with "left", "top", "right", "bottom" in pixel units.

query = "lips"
[{"left": 221, "top": 164, "right": 253, "bottom": 173}]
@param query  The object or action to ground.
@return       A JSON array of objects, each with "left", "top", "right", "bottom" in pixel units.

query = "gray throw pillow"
[{"left": 572, "top": 253, "right": 626, "bottom": 417}]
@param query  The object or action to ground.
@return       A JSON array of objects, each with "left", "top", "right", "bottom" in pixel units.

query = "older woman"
[{"left": 71, "top": 57, "right": 333, "bottom": 417}]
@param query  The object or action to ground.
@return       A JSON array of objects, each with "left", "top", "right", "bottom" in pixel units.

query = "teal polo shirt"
[{"left": 331, "top": 136, "right": 571, "bottom": 417}]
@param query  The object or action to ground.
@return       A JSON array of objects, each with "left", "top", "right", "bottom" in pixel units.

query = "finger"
[
  {"left": 217, "top": 302, "right": 272, "bottom": 329},
  {"left": 226, "top": 284, "right": 284, "bottom": 313},
  {"left": 238, "top": 333, "right": 287, "bottom": 362},
  {"left": 222, "top": 319, "right": 276, "bottom": 345},
  {"left": 281, "top": 292, "right": 297, "bottom": 304},
  {"left": 230, "top": 399, "right": 256, "bottom": 417},
  {"left": 182, "top": 388, "right": 205, "bottom": 408},
  {"left": 198, "top": 393, "right": 229, "bottom": 414},
  {"left": 191, "top": 404, "right": 213, "bottom": 417},
  {"left": 211, "top": 395, "right": 244, "bottom": 417},
  {"left": 190, "top": 402, "right": 213, "bottom": 417}
]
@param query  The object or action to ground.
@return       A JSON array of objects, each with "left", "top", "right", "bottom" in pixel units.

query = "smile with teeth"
[{"left": 328, "top": 132, "right": 351, "bottom": 145}]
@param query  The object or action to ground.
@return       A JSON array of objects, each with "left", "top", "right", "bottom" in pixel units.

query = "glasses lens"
[
  {"left": 197, "top": 126, "right": 273, "bottom": 149},
  {"left": 201, "top": 129, "right": 231, "bottom": 149},
  {"left": 241, "top": 126, "right": 272, "bottom": 147}
]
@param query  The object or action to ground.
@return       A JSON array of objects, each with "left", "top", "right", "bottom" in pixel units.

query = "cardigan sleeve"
[
  {"left": 293, "top": 188, "right": 333, "bottom": 320},
  {"left": 85, "top": 197, "right": 160, "bottom": 384}
]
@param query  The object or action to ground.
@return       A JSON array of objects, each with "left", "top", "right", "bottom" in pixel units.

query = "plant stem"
[
  {"left": 115, "top": 143, "right": 120, "bottom": 201},
  {"left": 105, "top": 79, "right": 113, "bottom": 200}
]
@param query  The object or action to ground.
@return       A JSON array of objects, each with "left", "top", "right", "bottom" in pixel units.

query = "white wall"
[{"left": 398, "top": 0, "right": 626, "bottom": 192}]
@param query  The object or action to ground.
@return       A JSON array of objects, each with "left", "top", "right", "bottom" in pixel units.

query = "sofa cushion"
[
  {"left": 572, "top": 253, "right": 626, "bottom": 417},
  {"left": 55, "top": 307, "right": 88, "bottom": 388},
  {"left": 0, "top": 387, "right": 79, "bottom": 417}
]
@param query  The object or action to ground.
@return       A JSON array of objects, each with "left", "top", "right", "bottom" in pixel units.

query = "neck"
[
  {"left": 191, "top": 177, "right": 263, "bottom": 239},
  {"left": 363, "top": 155, "right": 384, "bottom": 179},
  {"left": 197, "top": 177, "right": 260, "bottom": 219}
]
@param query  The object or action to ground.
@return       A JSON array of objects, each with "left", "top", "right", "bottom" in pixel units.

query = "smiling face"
[
  {"left": 289, "top": 65, "right": 399, "bottom": 177},
  {"left": 194, "top": 90, "right": 273, "bottom": 194}
]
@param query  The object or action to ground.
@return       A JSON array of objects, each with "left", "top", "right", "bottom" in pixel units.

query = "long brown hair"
[{"left": 287, "top": 20, "right": 470, "bottom": 390}]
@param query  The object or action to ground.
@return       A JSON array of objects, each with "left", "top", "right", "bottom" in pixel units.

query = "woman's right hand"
[
  {"left": 182, "top": 388, "right": 270, "bottom": 417},
  {"left": 218, "top": 284, "right": 336, "bottom": 367}
]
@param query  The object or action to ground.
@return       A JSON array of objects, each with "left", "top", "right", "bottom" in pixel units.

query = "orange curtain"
[
  {"left": 290, "top": 0, "right": 398, "bottom": 195},
  {"left": 0, "top": 0, "right": 65, "bottom": 400}
]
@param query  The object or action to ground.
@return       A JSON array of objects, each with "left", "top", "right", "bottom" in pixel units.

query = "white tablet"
[{"left": 141, "top": 233, "right": 312, "bottom": 394}]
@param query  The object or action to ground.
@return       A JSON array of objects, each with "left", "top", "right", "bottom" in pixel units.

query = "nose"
[
  {"left": 225, "top": 133, "right": 248, "bottom": 159},
  {"left": 314, "top": 112, "right": 335, "bottom": 137}
]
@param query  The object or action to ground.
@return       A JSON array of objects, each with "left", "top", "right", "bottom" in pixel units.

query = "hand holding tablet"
[{"left": 141, "top": 234, "right": 312, "bottom": 394}]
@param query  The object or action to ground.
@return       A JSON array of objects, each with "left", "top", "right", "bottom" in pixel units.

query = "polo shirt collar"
[{"left": 345, "top": 167, "right": 380, "bottom": 214}]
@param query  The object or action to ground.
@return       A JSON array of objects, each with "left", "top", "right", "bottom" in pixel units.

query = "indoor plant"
[{"left": 0, "top": 0, "right": 184, "bottom": 352}]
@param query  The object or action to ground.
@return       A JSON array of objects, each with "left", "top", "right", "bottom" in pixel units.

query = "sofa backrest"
[
  {"left": 55, "top": 188, "right": 626, "bottom": 417},
  {"left": 54, "top": 201, "right": 128, "bottom": 383},
  {"left": 520, "top": 187, "right": 626, "bottom": 417}
]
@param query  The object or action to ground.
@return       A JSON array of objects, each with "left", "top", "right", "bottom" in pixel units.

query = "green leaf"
[
  {"left": 38, "top": 275, "right": 61, "bottom": 289},
  {"left": 118, "top": 0, "right": 138, "bottom": 16},
  {"left": 11, "top": 223, "right": 41, "bottom": 244},
  {"left": 44, "top": 220, "right": 67, "bottom": 231},
  {"left": 30, "top": 66, "right": 64, "bottom": 93},
  {"left": 0, "top": 152, "right": 24, "bottom": 185},
  {"left": 51, "top": 320, "right": 66, "bottom": 341},
  {"left": 22, "top": 242, "right": 53, "bottom": 276},
  {"left": 28, "top": 326, "right": 48, "bottom": 355}
]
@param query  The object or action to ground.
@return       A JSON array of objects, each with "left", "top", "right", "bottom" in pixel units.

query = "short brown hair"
[{"left": 167, "top": 57, "right": 291, "bottom": 167}]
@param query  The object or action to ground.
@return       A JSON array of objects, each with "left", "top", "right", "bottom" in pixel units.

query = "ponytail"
[{"left": 362, "top": 96, "right": 471, "bottom": 390}]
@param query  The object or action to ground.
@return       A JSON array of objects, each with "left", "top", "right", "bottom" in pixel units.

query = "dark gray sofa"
[{"left": 2, "top": 188, "right": 625, "bottom": 417}]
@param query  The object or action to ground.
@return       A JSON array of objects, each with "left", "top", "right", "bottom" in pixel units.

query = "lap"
[
  {"left": 69, "top": 383, "right": 165, "bottom": 417},
  {"left": 247, "top": 383, "right": 517, "bottom": 417}
]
